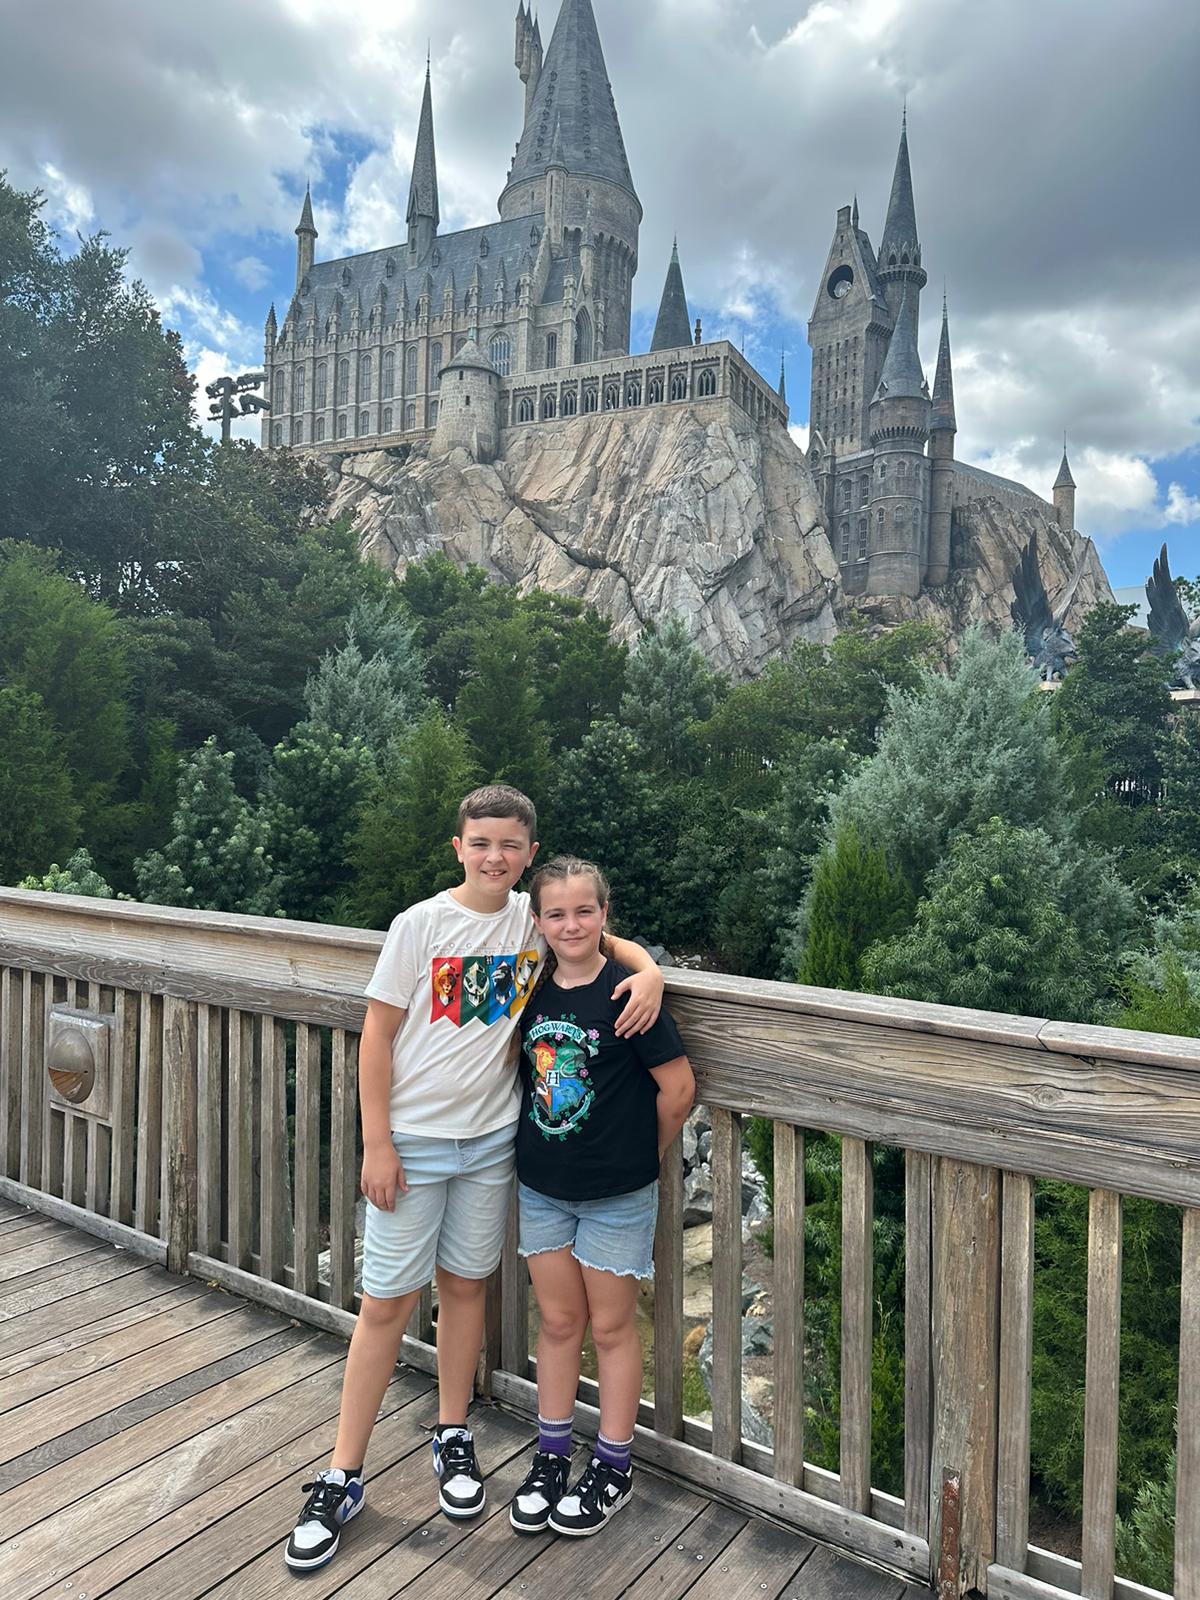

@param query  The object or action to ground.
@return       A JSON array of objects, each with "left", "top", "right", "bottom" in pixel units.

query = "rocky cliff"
[{"left": 324, "top": 402, "right": 1110, "bottom": 674}]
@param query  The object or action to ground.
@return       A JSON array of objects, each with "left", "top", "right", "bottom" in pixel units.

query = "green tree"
[
  {"left": 798, "top": 823, "right": 914, "bottom": 989},
  {"left": 19, "top": 848, "right": 114, "bottom": 897},
  {"left": 303, "top": 599, "right": 427, "bottom": 763},
  {"left": 134, "top": 739, "right": 280, "bottom": 915},
  {"left": 261, "top": 725, "right": 377, "bottom": 924},
  {"left": 454, "top": 613, "right": 551, "bottom": 802},
  {"left": 0, "top": 685, "right": 80, "bottom": 883},
  {"left": 345, "top": 715, "right": 478, "bottom": 929},
  {"left": 621, "top": 615, "right": 720, "bottom": 773},
  {"left": 1159, "top": 713, "right": 1200, "bottom": 889},
  {"left": 1115, "top": 1448, "right": 1176, "bottom": 1593},
  {"left": 863, "top": 819, "right": 1134, "bottom": 1023}
]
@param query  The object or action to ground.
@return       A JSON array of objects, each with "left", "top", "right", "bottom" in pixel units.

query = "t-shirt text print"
[{"left": 429, "top": 949, "right": 540, "bottom": 1028}]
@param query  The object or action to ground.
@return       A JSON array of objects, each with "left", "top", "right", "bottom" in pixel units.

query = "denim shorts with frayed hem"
[
  {"left": 361, "top": 1122, "right": 517, "bottom": 1299},
  {"left": 517, "top": 1179, "right": 658, "bottom": 1279}
]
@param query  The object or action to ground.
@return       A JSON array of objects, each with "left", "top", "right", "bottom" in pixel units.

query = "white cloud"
[
  {"left": 232, "top": 255, "right": 272, "bottom": 293},
  {"left": 39, "top": 161, "right": 93, "bottom": 232},
  {"left": 1165, "top": 482, "right": 1200, "bottom": 527}
]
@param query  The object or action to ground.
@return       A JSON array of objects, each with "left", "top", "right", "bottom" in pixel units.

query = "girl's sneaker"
[
  {"left": 547, "top": 1456, "right": 633, "bottom": 1537},
  {"left": 509, "top": 1449, "right": 571, "bottom": 1532},
  {"left": 432, "top": 1426, "right": 486, "bottom": 1518},
  {"left": 284, "top": 1468, "right": 364, "bottom": 1571}
]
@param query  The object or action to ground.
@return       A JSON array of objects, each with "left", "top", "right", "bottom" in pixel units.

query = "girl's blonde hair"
[{"left": 527, "top": 856, "right": 613, "bottom": 1005}]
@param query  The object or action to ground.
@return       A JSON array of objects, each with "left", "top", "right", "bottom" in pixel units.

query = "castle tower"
[
  {"left": 926, "top": 294, "right": 956, "bottom": 585},
  {"left": 406, "top": 62, "right": 439, "bottom": 263},
  {"left": 866, "top": 286, "right": 930, "bottom": 597},
  {"left": 500, "top": 0, "right": 641, "bottom": 356},
  {"left": 650, "top": 239, "right": 692, "bottom": 352},
  {"left": 295, "top": 184, "right": 317, "bottom": 290},
  {"left": 808, "top": 203, "right": 893, "bottom": 457},
  {"left": 1053, "top": 444, "right": 1077, "bottom": 530},
  {"left": 545, "top": 118, "right": 568, "bottom": 246},
  {"left": 515, "top": 3, "right": 543, "bottom": 123},
  {"left": 431, "top": 338, "right": 500, "bottom": 463},
  {"left": 877, "top": 110, "right": 927, "bottom": 325}
]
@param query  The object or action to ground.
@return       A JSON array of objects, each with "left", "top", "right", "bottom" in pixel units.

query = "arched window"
[
  {"left": 315, "top": 416, "right": 326, "bottom": 442},
  {"left": 840, "top": 479, "right": 851, "bottom": 507},
  {"left": 839, "top": 521, "right": 850, "bottom": 563},
  {"left": 404, "top": 402, "right": 417, "bottom": 430},
  {"left": 857, "top": 516, "right": 868, "bottom": 560},
  {"left": 546, "top": 333, "right": 558, "bottom": 369},
  {"left": 897, "top": 459, "right": 907, "bottom": 480},
  {"left": 669, "top": 373, "right": 687, "bottom": 401},
  {"left": 383, "top": 406, "right": 393, "bottom": 432},
  {"left": 894, "top": 505, "right": 906, "bottom": 527},
  {"left": 315, "top": 363, "right": 327, "bottom": 408},
  {"left": 541, "top": 393, "right": 557, "bottom": 420},
  {"left": 294, "top": 367, "right": 305, "bottom": 410},
  {"left": 517, "top": 396, "right": 535, "bottom": 422},
  {"left": 562, "top": 389, "right": 578, "bottom": 416},
  {"left": 271, "top": 421, "right": 282, "bottom": 446},
  {"left": 361, "top": 354, "right": 372, "bottom": 395},
  {"left": 429, "top": 400, "right": 439, "bottom": 425},
  {"left": 405, "top": 346, "right": 418, "bottom": 393},
  {"left": 625, "top": 379, "right": 641, "bottom": 407},
  {"left": 430, "top": 342, "right": 443, "bottom": 391},
  {"left": 272, "top": 369, "right": 284, "bottom": 410},
  {"left": 336, "top": 359, "right": 349, "bottom": 405},
  {"left": 698, "top": 368, "right": 716, "bottom": 397},
  {"left": 358, "top": 410, "right": 369, "bottom": 436},
  {"left": 336, "top": 413, "right": 348, "bottom": 438},
  {"left": 382, "top": 350, "right": 395, "bottom": 398},
  {"left": 878, "top": 461, "right": 887, "bottom": 483},
  {"left": 454, "top": 335, "right": 467, "bottom": 354},
  {"left": 877, "top": 508, "right": 885, "bottom": 525},
  {"left": 583, "top": 386, "right": 598, "bottom": 414},
  {"left": 858, "top": 474, "right": 869, "bottom": 506},
  {"left": 490, "top": 335, "right": 511, "bottom": 377},
  {"left": 574, "top": 309, "right": 593, "bottom": 364},
  {"left": 603, "top": 383, "right": 619, "bottom": 410},
  {"left": 294, "top": 418, "right": 304, "bottom": 444},
  {"left": 648, "top": 377, "right": 663, "bottom": 404}
]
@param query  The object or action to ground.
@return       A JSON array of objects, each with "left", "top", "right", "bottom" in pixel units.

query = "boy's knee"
[
  {"left": 358, "top": 1290, "right": 417, "bottom": 1329},
  {"left": 435, "top": 1268, "right": 487, "bottom": 1303}
]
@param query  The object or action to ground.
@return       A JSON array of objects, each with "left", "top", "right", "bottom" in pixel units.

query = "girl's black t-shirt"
[{"left": 516, "top": 957, "right": 686, "bottom": 1201}]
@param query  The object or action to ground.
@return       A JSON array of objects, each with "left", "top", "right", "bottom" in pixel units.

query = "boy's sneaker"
[
  {"left": 547, "top": 1456, "right": 633, "bottom": 1537},
  {"left": 284, "top": 1468, "right": 364, "bottom": 1571},
  {"left": 432, "top": 1426, "right": 486, "bottom": 1518},
  {"left": 509, "top": 1449, "right": 571, "bottom": 1533}
]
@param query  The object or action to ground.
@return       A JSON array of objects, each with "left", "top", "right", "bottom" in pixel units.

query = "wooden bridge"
[{"left": 0, "top": 888, "right": 1197, "bottom": 1599}]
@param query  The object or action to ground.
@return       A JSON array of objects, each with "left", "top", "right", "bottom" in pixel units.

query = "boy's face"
[{"left": 452, "top": 815, "right": 538, "bottom": 902}]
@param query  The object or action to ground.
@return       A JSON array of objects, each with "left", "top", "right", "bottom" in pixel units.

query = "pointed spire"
[
  {"left": 548, "top": 115, "right": 567, "bottom": 170},
  {"left": 851, "top": 194, "right": 859, "bottom": 229},
  {"left": 873, "top": 286, "right": 927, "bottom": 401},
  {"left": 406, "top": 60, "right": 440, "bottom": 243},
  {"left": 532, "top": 13, "right": 542, "bottom": 47},
  {"left": 650, "top": 237, "right": 692, "bottom": 352},
  {"left": 1054, "top": 441, "right": 1076, "bottom": 490},
  {"left": 778, "top": 350, "right": 787, "bottom": 404},
  {"left": 930, "top": 292, "right": 956, "bottom": 431},
  {"left": 879, "top": 109, "right": 920, "bottom": 268},
  {"left": 265, "top": 302, "right": 277, "bottom": 333},
  {"left": 296, "top": 182, "right": 316, "bottom": 238}
]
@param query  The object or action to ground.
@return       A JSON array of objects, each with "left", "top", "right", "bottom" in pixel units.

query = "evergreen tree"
[
  {"left": 0, "top": 685, "right": 80, "bottom": 883},
  {"left": 762, "top": 737, "right": 859, "bottom": 975},
  {"left": 19, "top": 849, "right": 114, "bottom": 897},
  {"left": 261, "top": 725, "right": 377, "bottom": 923},
  {"left": 303, "top": 598, "right": 426, "bottom": 764},
  {"left": 1115, "top": 1448, "right": 1176, "bottom": 1593},
  {"left": 134, "top": 739, "right": 280, "bottom": 915},
  {"left": 621, "top": 615, "right": 720, "bottom": 773},
  {"left": 1160, "top": 712, "right": 1200, "bottom": 887},
  {"left": 797, "top": 824, "right": 914, "bottom": 989},
  {"left": 345, "top": 715, "right": 478, "bottom": 928},
  {"left": 453, "top": 613, "right": 551, "bottom": 802}
]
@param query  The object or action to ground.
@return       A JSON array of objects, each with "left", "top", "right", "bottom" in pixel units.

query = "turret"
[
  {"left": 431, "top": 338, "right": 500, "bottom": 464},
  {"left": 866, "top": 287, "right": 930, "bottom": 597},
  {"left": 406, "top": 63, "right": 439, "bottom": 262},
  {"left": 877, "top": 110, "right": 927, "bottom": 325},
  {"left": 1053, "top": 443, "right": 1077, "bottom": 531},
  {"left": 515, "top": 3, "right": 543, "bottom": 124},
  {"left": 295, "top": 185, "right": 317, "bottom": 290},
  {"left": 545, "top": 118, "right": 567, "bottom": 246},
  {"left": 926, "top": 293, "right": 956, "bottom": 585},
  {"left": 650, "top": 239, "right": 692, "bottom": 352}
]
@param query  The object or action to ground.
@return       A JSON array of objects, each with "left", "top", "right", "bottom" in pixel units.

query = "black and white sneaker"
[
  {"left": 432, "top": 1426, "right": 486, "bottom": 1518},
  {"left": 284, "top": 1468, "right": 364, "bottom": 1571},
  {"left": 509, "top": 1449, "right": 571, "bottom": 1533},
  {"left": 547, "top": 1456, "right": 632, "bottom": 1537}
]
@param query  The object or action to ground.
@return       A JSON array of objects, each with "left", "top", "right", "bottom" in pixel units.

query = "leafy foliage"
[
  {"left": 261, "top": 725, "right": 377, "bottom": 923},
  {"left": 0, "top": 685, "right": 80, "bottom": 882},
  {"left": 798, "top": 823, "right": 914, "bottom": 989},
  {"left": 18, "top": 848, "right": 115, "bottom": 897},
  {"left": 621, "top": 615, "right": 721, "bottom": 773}
]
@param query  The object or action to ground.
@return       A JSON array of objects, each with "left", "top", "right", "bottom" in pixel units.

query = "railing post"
[
  {"left": 930, "top": 1156, "right": 1002, "bottom": 1594},
  {"left": 163, "top": 994, "right": 198, "bottom": 1276}
]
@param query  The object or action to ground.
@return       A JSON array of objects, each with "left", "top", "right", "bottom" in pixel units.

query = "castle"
[{"left": 262, "top": 0, "right": 1078, "bottom": 602}]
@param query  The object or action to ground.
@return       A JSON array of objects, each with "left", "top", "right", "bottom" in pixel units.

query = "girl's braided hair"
[{"left": 526, "top": 855, "right": 613, "bottom": 1009}]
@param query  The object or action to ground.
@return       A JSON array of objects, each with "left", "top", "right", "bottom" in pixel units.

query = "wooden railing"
[{"left": 1, "top": 887, "right": 1198, "bottom": 1599}]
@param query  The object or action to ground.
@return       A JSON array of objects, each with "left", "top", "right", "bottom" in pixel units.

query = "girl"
[{"left": 508, "top": 857, "right": 695, "bottom": 1538}]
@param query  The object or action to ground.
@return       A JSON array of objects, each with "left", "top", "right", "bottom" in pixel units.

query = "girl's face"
[{"left": 532, "top": 876, "right": 608, "bottom": 963}]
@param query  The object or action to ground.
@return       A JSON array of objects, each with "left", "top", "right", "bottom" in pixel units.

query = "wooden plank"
[
  {"left": 195, "top": 1002, "right": 222, "bottom": 1255},
  {"left": 996, "top": 1171, "right": 1036, "bottom": 1571},
  {"left": 0, "top": 1263, "right": 179, "bottom": 1362},
  {"left": 416, "top": 1280, "right": 435, "bottom": 1345},
  {"left": 654, "top": 1133, "right": 684, "bottom": 1437},
  {"left": 905, "top": 1148, "right": 933, "bottom": 1538},
  {"left": 0, "top": 1248, "right": 150, "bottom": 1327},
  {"left": 786, "top": 1543, "right": 911, "bottom": 1598},
  {"left": 134, "top": 990, "right": 163, "bottom": 1237},
  {"left": 619, "top": 1498, "right": 749, "bottom": 1600},
  {"left": 110, "top": 988, "right": 138, "bottom": 1225},
  {"left": 841, "top": 1135, "right": 874, "bottom": 1514},
  {"left": 328, "top": 1027, "right": 358, "bottom": 1309},
  {"left": 163, "top": 994, "right": 198, "bottom": 1275},
  {"left": 710, "top": 1106, "right": 743, "bottom": 1462},
  {"left": 1179, "top": 1207, "right": 1200, "bottom": 1600},
  {"left": 500, "top": 1174, "right": 528, "bottom": 1375},
  {"left": 930, "top": 1156, "right": 1001, "bottom": 1595},
  {"left": 667, "top": 1513, "right": 814, "bottom": 1600},
  {"left": 0, "top": 1173, "right": 167, "bottom": 1262},
  {"left": 226, "top": 1009, "right": 253, "bottom": 1269},
  {"left": 292, "top": 1021, "right": 320, "bottom": 1297},
  {"left": 0, "top": 1225, "right": 109, "bottom": 1284},
  {"left": 0, "top": 1214, "right": 65, "bottom": 1255},
  {"left": 1026, "top": 1543, "right": 1176, "bottom": 1599},
  {"left": 0, "top": 968, "right": 21, "bottom": 1177},
  {"left": 773, "top": 1120, "right": 805, "bottom": 1485},
  {"left": 1081, "top": 1188, "right": 1123, "bottom": 1599},
  {"left": 44, "top": 1369, "right": 432, "bottom": 1600},
  {"left": 19, "top": 970, "right": 44, "bottom": 1189}
]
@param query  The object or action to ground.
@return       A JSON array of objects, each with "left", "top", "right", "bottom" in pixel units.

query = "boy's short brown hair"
[{"left": 456, "top": 784, "right": 537, "bottom": 839}]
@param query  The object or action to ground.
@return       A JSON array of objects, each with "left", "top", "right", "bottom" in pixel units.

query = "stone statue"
[
  {"left": 206, "top": 371, "right": 270, "bottom": 444},
  {"left": 1010, "top": 531, "right": 1076, "bottom": 680},
  {"left": 1146, "top": 542, "right": 1200, "bottom": 689}
]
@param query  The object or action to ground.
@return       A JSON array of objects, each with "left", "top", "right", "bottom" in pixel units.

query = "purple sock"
[
  {"left": 595, "top": 1431, "right": 633, "bottom": 1474},
  {"left": 538, "top": 1414, "right": 573, "bottom": 1457}
]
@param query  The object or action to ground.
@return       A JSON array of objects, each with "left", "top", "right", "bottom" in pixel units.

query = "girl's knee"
[
  {"left": 589, "top": 1307, "right": 638, "bottom": 1353},
  {"left": 539, "top": 1304, "right": 588, "bottom": 1345}
]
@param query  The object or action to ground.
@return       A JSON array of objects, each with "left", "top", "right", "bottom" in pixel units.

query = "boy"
[{"left": 284, "top": 784, "right": 663, "bottom": 1572}]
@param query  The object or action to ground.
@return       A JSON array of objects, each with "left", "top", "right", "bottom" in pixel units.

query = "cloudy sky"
[{"left": 3, "top": 0, "right": 1197, "bottom": 586}]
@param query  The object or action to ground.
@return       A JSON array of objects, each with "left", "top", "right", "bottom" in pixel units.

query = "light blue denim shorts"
[
  {"left": 517, "top": 1180, "right": 659, "bottom": 1279},
  {"left": 361, "top": 1123, "right": 516, "bottom": 1299}
]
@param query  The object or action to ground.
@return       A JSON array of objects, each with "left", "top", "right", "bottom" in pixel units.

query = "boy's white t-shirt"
[{"left": 364, "top": 889, "right": 545, "bottom": 1138}]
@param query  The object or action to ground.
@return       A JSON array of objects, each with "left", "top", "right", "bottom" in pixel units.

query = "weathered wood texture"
[
  {"left": 1179, "top": 1208, "right": 1200, "bottom": 1600},
  {"left": 653, "top": 1133, "right": 684, "bottom": 1438},
  {"left": 1081, "top": 1188, "right": 1123, "bottom": 1599},
  {"left": 996, "top": 1170, "right": 1036, "bottom": 1572},
  {"left": 710, "top": 1106, "right": 744, "bottom": 1463},
  {"left": 773, "top": 1120, "right": 805, "bottom": 1485},
  {"left": 841, "top": 1135, "right": 874, "bottom": 1514}
]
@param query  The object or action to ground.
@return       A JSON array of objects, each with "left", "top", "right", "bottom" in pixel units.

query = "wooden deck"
[{"left": 0, "top": 1200, "right": 929, "bottom": 1600}]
